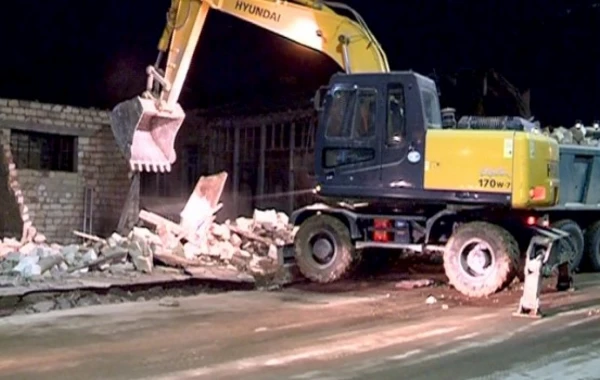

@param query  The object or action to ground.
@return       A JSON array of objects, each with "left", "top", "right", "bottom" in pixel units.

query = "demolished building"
[
  {"left": 0, "top": 96, "right": 318, "bottom": 245},
  {"left": 0, "top": 98, "right": 137, "bottom": 243}
]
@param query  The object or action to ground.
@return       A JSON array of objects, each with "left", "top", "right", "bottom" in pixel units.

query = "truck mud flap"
[{"left": 514, "top": 226, "right": 573, "bottom": 318}]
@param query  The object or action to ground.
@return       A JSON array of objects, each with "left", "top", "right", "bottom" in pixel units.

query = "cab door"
[
  {"left": 315, "top": 85, "right": 381, "bottom": 191},
  {"left": 379, "top": 82, "right": 427, "bottom": 193}
]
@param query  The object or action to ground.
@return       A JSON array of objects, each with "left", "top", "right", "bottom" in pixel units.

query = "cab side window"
[
  {"left": 387, "top": 85, "right": 406, "bottom": 144},
  {"left": 420, "top": 89, "right": 442, "bottom": 129}
]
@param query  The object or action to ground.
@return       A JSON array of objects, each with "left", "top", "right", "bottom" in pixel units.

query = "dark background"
[{"left": 2, "top": 0, "right": 599, "bottom": 125}]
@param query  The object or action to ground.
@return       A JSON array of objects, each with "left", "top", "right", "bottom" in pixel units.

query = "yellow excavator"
[
  {"left": 110, "top": 0, "right": 389, "bottom": 172},
  {"left": 111, "top": 0, "right": 574, "bottom": 317}
]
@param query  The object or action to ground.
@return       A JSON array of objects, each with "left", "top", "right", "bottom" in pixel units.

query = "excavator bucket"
[{"left": 110, "top": 96, "right": 185, "bottom": 172}]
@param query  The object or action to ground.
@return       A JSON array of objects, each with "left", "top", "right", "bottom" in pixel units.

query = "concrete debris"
[
  {"left": 31, "top": 300, "right": 55, "bottom": 313},
  {"left": 158, "top": 297, "right": 180, "bottom": 308},
  {"left": 425, "top": 295, "right": 438, "bottom": 304},
  {"left": 395, "top": 279, "right": 435, "bottom": 290},
  {"left": 0, "top": 171, "right": 294, "bottom": 299},
  {"left": 127, "top": 227, "right": 155, "bottom": 273},
  {"left": 587, "top": 309, "right": 600, "bottom": 317},
  {"left": 0, "top": 207, "right": 294, "bottom": 286},
  {"left": 140, "top": 208, "right": 294, "bottom": 279},
  {"left": 12, "top": 255, "right": 41, "bottom": 277}
]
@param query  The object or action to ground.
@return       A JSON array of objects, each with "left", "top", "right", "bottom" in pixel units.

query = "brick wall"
[{"left": 0, "top": 98, "right": 137, "bottom": 243}]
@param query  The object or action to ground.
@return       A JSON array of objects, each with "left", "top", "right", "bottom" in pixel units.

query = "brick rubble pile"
[{"left": 0, "top": 209, "right": 295, "bottom": 284}]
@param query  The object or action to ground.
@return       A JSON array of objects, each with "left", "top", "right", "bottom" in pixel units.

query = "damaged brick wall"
[{"left": 0, "top": 98, "right": 138, "bottom": 243}]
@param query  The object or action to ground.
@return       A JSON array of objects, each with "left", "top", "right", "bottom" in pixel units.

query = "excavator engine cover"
[{"left": 110, "top": 96, "right": 184, "bottom": 172}]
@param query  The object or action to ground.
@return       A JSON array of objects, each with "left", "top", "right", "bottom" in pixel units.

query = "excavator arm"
[{"left": 110, "top": 0, "right": 389, "bottom": 172}]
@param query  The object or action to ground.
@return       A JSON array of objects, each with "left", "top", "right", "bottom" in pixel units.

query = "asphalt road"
[{"left": 0, "top": 274, "right": 599, "bottom": 380}]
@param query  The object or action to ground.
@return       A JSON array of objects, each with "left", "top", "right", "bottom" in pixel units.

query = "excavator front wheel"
[
  {"left": 444, "top": 222, "right": 519, "bottom": 298},
  {"left": 294, "top": 214, "right": 356, "bottom": 283}
]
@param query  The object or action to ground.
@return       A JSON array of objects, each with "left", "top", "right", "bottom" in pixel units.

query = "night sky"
[{"left": 2, "top": 0, "right": 599, "bottom": 125}]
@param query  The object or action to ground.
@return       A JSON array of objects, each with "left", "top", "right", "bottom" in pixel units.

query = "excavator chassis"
[
  {"left": 110, "top": 96, "right": 185, "bottom": 172},
  {"left": 288, "top": 203, "right": 574, "bottom": 318}
]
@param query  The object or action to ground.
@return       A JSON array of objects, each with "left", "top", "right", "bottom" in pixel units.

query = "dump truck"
[
  {"left": 110, "top": 0, "right": 573, "bottom": 317},
  {"left": 540, "top": 142, "right": 600, "bottom": 271}
]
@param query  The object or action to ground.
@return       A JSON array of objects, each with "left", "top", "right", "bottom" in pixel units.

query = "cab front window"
[{"left": 420, "top": 89, "right": 442, "bottom": 129}]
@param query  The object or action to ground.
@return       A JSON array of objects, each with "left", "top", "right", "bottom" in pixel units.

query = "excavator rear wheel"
[
  {"left": 294, "top": 214, "right": 356, "bottom": 283},
  {"left": 443, "top": 222, "right": 519, "bottom": 298}
]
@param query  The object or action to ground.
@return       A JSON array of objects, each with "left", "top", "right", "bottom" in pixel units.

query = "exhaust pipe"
[{"left": 110, "top": 96, "right": 185, "bottom": 172}]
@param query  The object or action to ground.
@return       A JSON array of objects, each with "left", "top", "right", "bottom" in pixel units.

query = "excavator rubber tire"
[
  {"left": 583, "top": 220, "right": 600, "bottom": 272},
  {"left": 294, "top": 214, "right": 356, "bottom": 283},
  {"left": 443, "top": 221, "right": 519, "bottom": 298},
  {"left": 551, "top": 219, "right": 584, "bottom": 272}
]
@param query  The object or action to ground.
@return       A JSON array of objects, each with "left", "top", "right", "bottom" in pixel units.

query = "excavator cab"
[
  {"left": 313, "top": 71, "right": 559, "bottom": 210},
  {"left": 313, "top": 71, "right": 440, "bottom": 201}
]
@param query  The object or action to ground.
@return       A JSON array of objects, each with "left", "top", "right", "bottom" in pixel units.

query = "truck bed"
[{"left": 543, "top": 144, "right": 600, "bottom": 210}]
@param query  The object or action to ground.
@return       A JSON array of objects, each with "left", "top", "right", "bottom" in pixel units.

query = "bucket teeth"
[{"left": 129, "top": 161, "right": 171, "bottom": 173}]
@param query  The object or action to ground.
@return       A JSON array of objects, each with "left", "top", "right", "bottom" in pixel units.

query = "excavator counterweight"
[{"left": 111, "top": 96, "right": 184, "bottom": 172}]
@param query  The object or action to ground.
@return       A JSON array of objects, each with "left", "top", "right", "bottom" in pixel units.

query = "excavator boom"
[{"left": 110, "top": 0, "right": 389, "bottom": 172}]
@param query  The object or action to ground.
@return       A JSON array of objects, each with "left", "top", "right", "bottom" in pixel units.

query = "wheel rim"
[
  {"left": 565, "top": 236, "right": 579, "bottom": 266},
  {"left": 458, "top": 238, "right": 495, "bottom": 279},
  {"left": 553, "top": 238, "right": 577, "bottom": 270},
  {"left": 308, "top": 231, "right": 337, "bottom": 267}
]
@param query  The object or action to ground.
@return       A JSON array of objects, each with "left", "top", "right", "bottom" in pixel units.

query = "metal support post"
[
  {"left": 257, "top": 124, "right": 266, "bottom": 209},
  {"left": 288, "top": 122, "right": 295, "bottom": 215},
  {"left": 232, "top": 125, "right": 240, "bottom": 216},
  {"left": 82, "top": 186, "right": 93, "bottom": 235}
]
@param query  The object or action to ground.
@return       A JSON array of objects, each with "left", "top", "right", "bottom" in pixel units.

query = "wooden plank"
[
  {"left": 154, "top": 252, "right": 205, "bottom": 268},
  {"left": 139, "top": 210, "right": 182, "bottom": 233},
  {"left": 67, "top": 249, "right": 128, "bottom": 273},
  {"left": 139, "top": 204, "right": 219, "bottom": 248},
  {"left": 73, "top": 230, "right": 106, "bottom": 243}
]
